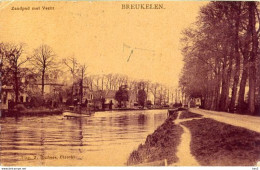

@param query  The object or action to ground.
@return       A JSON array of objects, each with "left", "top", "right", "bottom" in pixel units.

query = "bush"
[
  {"left": 14, "top": 104, "right": 27, "bottom": 111},
  {"left": 30, "top": 96, "right": 45, "bottom": 107}
]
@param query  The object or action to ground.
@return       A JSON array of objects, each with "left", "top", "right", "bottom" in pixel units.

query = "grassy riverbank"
[
  {"left": 127, "top": 113, "right": 182, "bottom": 166},
  {"left": 182, "top": 118, "right": 260, "bottom": 166},
  {"left": 1, "top": 107, "right": 62, "bottom": 116},
  {"left": 179, "top": 111, "right": 202, "bottom": 119}
]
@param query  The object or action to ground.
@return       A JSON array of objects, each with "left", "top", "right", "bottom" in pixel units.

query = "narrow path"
[{"left": 171, "top": 111, "right": 201, "bottom": 166}]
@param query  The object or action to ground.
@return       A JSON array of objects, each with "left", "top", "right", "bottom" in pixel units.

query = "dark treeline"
[{"left": 179, "top": 2, "right": 260, "bottom": 115}]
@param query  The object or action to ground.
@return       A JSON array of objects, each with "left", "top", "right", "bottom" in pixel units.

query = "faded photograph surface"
[{"left": 0, "top": 1, "right": 260, "bottom": 167}]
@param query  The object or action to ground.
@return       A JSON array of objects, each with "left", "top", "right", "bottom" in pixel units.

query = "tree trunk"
[
  {"left": 219, "top": 51, "right": 233, "bottom": 112},
  {"left": 146, "top": 84, "right": 149, "bottom": 102},
  {"left": 96, "top": 79, "right": 99, "bottom": 90},
  {"left": 248, "top": 2, "right": 258, "bottom": 115},
  {"left": 248, "top": 65, "right": 256, "bottom": 114},
  {"left": 80, "top": 80, "right": 83, "bottom": 105},
  {"left": 215, "top": 69, "right": 221, "bottom": 111},
  {"left": 229, "top": 8, "right": 241, "bottom": 113},
  {"left": 220, "top": 58, "right": 233, "bottom": 111},
  {"left": 237, "top": 59, "right": 248, "bottom": 113},
  {"left": 102, "top": 78, "right": 104, "bottom": 90},
  {"left": 229, "top": 59, "right": 240, "bottom": 113},
  {"left": 237, "top": 2, "right": 251, "bottom": 113},
  {"left": 208, "top": 94, "right": 212, "bottom": 110},
  {"left": 14, "top": 69, "right": 19, "bottom": 104},
  {"left": 42, "top": 71, "right": 45, "bottom": 96},
  {"left": 154, "top": 88, "right": 157, "bottom": 105},
  {"left": 210, "top": 90, "right": 215, "bottom": 110}
]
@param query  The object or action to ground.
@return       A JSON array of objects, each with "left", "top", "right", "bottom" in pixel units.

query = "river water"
[{"left": 0, "top": 109, "right": 167, "bottom": 166}]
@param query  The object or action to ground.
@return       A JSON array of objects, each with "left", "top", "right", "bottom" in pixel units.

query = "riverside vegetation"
[
  {"left": 127, "top": 113, "right": 183, "bottom": 165},
  {"left": 182, "top": 118, "right": 260, "bottom": 166}
]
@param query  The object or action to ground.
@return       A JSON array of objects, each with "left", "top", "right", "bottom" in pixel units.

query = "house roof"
[
  {"left": 92, "top": 90, "right": 116, "bottom": 99},
  {"left": 104, "top": 90, "right": 116, "bottom": 98},
  {"left": 35, "top": 81, "right": 64, "bottom": 86},
  {"left": 93, "top": 90, "right": 104, "bottom": 99}
]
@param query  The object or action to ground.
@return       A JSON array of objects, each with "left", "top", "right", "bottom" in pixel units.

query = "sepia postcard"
[{"left": 0, "top": 0, "right": 260, "bottom": 168}]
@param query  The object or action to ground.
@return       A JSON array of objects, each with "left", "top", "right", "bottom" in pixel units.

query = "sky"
[{"left": 0, "top": 1, "right": 209, "bottom": 87}]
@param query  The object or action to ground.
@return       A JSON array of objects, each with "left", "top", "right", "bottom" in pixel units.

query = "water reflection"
[
  {"left": 0, "top": 110, "right": 167, "bottom": 166},
  {"left": 138, "top": 114, "right": 147, "bottom": 125}
]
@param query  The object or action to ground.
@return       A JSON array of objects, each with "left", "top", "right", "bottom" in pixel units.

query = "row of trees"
[
  {"left": 61, "top": 56, "right": 174, "bottom": 106},
  {"left": 179, "top": 2, "right": 260, "bottom": 115},
  {"left": 115, "top": 83, "right": 148, "bottom": 108},
  {"left": 0, "top": 42, "right": 177, "bottom": 107}
]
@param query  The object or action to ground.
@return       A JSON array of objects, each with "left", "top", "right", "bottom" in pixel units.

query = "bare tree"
[
  {"left": 79, "top": 64, "right": 87, "bottom": 104},
  {"left": 31, "top": 44, "right": 56, "bottom": 96},
  {"left": 0, "top": 43, "right": 7, "bottom": 84},
  {"left": 116, "top": 74, "right": 128, "bottom": 89},
  {"left": 105, "top": 74, "right": 113, "bottom": 90},
  {"left": 0, "top": 43, "right": 4, "bottom": 74},
  {"left": 85, "top": 75, "right": 94, "bottom": 90},
  {"left": 129, "top": 79, "right": 137, "bottom": 91},
  {"left": 143, "top": 80, "right": 150, "bottom": 101},
  {"left": 100, "top": 74, "right": 106, "bottom": 90},
  {"left": 62, "top": 56, "right": 78, "bottom": 98},
  {"left": 5, "top": 43, "right": 30, "bottom": 103},
  {"left": 93, "top": 75, "right": 100, "bottom": 91},
  {"left": 150, "top": 83, "right": 159, "bottom": 105},
  {"left": 111, "top": 74, "right": 119, "bottom": 90}
]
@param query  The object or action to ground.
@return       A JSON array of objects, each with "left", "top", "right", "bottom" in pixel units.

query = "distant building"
[
  {"left": 103, "top": 90, "right": 117, "bottom": 109},
  {"left": 73, "top": 85, "right": 93, "bottom": 105},
  {"left": 0, "top": 85, "right": 14, "bottom": 110},
  {"left": 189, "top": 97, "right": 201, "bottom": 108},
  {"left": 82, "top": 86, "right": 94, "bottom": 106},
  {"left": 92, "top": 90, "right": 103, "bottom": 110},
  {"left": 92, "top": 90, "right": 116, "bottom": 110},
  {"left": 128, "top": 90, "right": 137, "bottom": 108}
]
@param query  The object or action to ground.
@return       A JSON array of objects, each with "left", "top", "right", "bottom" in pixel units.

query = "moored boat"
[{"left": 63, "top": 106, "right": 94, "bottom": 118}]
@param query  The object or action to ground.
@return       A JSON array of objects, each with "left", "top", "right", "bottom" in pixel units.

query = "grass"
[
  {"left": 179, "top": 111, "right": 202, "bottom": 119},
  {"left": 127, "top": 114, "right": 182, "bottom": 166},
  {"left": 182, "top": 118, "right": 260, "bottom": 166}
]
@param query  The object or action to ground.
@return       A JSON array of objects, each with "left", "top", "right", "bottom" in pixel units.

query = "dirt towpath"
[
  {"left": 171, "top": 111, "right": 202, "bottom": 166},
  {"left": 189, "top": 108, "right": 260, "bottom": 133}
]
